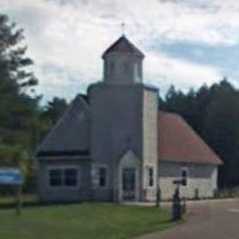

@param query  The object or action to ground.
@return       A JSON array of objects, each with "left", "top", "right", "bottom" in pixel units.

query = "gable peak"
[{"left": 102, "top": 35, "right": 144, "bottom": 59}]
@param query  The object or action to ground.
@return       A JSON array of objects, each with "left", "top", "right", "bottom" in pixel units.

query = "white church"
[{"left": 36, "top": 35, "right": 222, "bottom": 202}]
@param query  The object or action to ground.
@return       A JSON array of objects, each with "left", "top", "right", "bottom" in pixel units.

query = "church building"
[{"left": 36, "top": 35, "right": 222, "bottom": 202}]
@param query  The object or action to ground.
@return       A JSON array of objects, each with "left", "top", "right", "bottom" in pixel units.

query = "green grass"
[
  {"left": 0, "top": 202, "right": 173, "bottom": 239},
  {"left": 0, "top": 194, "right": 38, "bottom": 207}
]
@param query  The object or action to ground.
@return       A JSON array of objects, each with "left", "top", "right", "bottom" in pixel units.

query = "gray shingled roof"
[
  {"left": 37, "top": 95, "right": 90, "bottom": 156},
  {"left": 102, "top": 35, "right": 144, "bottom": 59}
]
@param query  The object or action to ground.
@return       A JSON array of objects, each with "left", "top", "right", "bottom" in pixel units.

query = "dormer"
[{"left": 102, "top": 35, "right": 144, "bottom": 84}]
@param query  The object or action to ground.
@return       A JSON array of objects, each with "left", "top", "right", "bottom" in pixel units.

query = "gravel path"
[{"left": 137, "top": 199, "right": 239, "bottom": 239}]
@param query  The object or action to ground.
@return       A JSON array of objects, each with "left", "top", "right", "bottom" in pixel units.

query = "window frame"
[{"left": 48, "top": 166, "right": 79, "bottom": 189}]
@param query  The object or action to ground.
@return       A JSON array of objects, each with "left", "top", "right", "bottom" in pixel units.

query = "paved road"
[{"left": 138, "top": 199, "right": 239, "bottom": 239}]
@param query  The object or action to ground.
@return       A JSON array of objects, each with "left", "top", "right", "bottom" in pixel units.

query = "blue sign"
[{"left": 0, "top": 169, "right": 23, "bottom": 185}]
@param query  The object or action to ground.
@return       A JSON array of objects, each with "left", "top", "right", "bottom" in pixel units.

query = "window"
[
  {"left": 123, "top": 168, "right": 135, "bottom": 191},
  {"left": 48, "top": 168, "right": 78, "bottom": 187},
  {"left": 64, "top": 168, "right": 77, "bottom": 186},
  {"left": 181, "top": 168, "right": 188, "bottom": 186},
  {"left": 148, "top": 167, "right": 154, "bottom": 187},
  {"left": 49, "top": 169, "right": 62, "bottom": 186},
  {"left": 92, "top": 165, "right": 108, "bottom": 188},
  {"left": 134, "top": 63, "right": 140, "bottom": 82},
  {"left": 99, "top": 167, "right": 107, "bottom": 187}
]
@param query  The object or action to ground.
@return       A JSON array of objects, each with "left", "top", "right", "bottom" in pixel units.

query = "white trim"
[{"left": 119, "top": 150, "right": 140, "bottom": 202}]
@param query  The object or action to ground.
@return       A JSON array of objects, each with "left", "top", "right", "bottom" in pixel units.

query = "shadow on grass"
[{"left": 0, "top": 195, "right": 91, "bottom": 210}]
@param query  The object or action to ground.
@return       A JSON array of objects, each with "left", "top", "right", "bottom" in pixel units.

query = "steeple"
[
  {"left": 102, "top": 36, "right": 144, "bottom": 84},
  {"left": 102, "top": 35, "right": 144, "bottom": 59}
]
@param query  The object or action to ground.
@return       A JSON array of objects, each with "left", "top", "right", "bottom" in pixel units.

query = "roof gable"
[
  {"left": 102, "top": 35, "right": 144, "bottom": 59},
  {"left": 120, "top": 150, "right": 138, "bottom": 161},
  {"left": 158, "top": 111, "right": 222, "bottom": 165},
  {"left": 37, "top": 95, "right": 90, "bottom": 156}
]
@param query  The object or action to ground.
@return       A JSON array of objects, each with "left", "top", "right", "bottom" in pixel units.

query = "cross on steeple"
[{"left": 121, "top": 22, "right": 126, "bottom": 36}]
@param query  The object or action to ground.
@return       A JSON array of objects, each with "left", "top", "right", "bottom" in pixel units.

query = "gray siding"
[
  {"left": 37, "top": 158, "right": 92, "bottom": 202},
  {"left": 104, "top": 52, "right": 143, "bottom": 84},
  {"left": 35, "top": 34, "right": 220, "bottom": 203},
  {"left": 88, "top": 83, "right": 144, "bottom": 201}
]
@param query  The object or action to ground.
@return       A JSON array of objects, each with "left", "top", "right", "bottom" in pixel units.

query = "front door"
[{"left": 122, "top": 168, "right": 136, "bottom": 201}]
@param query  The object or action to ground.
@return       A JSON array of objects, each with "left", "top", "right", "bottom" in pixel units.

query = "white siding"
[
  {"left": 142, "top": 89, "right": 158, "bottom": 201},
  {"left": 159, "top": 161, "right": 218, "bottom": 199}
]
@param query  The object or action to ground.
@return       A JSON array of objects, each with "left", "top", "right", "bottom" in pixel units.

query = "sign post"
[
  {"left": 171, "top": 179, "right": 186, "bottom": 221},
  {"left": 16, "top": 184, "right": 22, "bottom": 216},
  {"left": 0, "top": 169, "right": 24, "bottom": 215}
]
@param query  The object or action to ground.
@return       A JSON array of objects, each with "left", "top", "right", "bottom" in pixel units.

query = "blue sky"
[{"left": 1, "top": 0, "right": 239, "bottom": 102}]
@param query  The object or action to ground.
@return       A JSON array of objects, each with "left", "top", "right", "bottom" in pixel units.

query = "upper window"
[
  {"left": 148, "top": 167, "right": 154, "bottom": 187},
  {"left": 134, "top": 63, "right": 141, "bottom": 82},
  {"left": 49, "top": 168, "right": 78, "bottom": 187}
]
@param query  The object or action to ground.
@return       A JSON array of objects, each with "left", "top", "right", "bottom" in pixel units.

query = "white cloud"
[
  {"left": 0, "top": 0, "right": 234, "bottom": 101},
  {"left": 145, "top": 51, "right": 222, "bottom": 94}
]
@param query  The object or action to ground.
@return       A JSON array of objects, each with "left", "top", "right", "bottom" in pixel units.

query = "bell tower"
[
  {"left": 102, "top": 35, "right": 144, "bottom": 84},
  {"left": 89, "top": 35, "right": 158, "bottom": 202}
]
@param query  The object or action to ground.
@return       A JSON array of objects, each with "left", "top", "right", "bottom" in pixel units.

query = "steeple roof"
[{"left": 102, "top": 35, "right": 144, "bottom": 59}]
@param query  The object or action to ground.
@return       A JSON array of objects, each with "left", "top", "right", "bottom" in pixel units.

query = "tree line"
[
  {"left": 0, "top": 13, "right": 239, "bottom": 190},
  {"left": 160, "top": 80, "right": 239, "bottom": 188}
]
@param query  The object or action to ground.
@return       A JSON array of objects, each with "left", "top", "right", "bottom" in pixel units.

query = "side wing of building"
[
  {"left": 158, "top": 111, "right": 223, "bottom": 199},
  {"left": 36, "top": 95, "right": 91, "bottom": 202}
]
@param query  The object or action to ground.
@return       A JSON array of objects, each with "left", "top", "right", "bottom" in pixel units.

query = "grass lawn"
[{"left": 0, "top": 201, "right": 173, "bottom": 239}]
